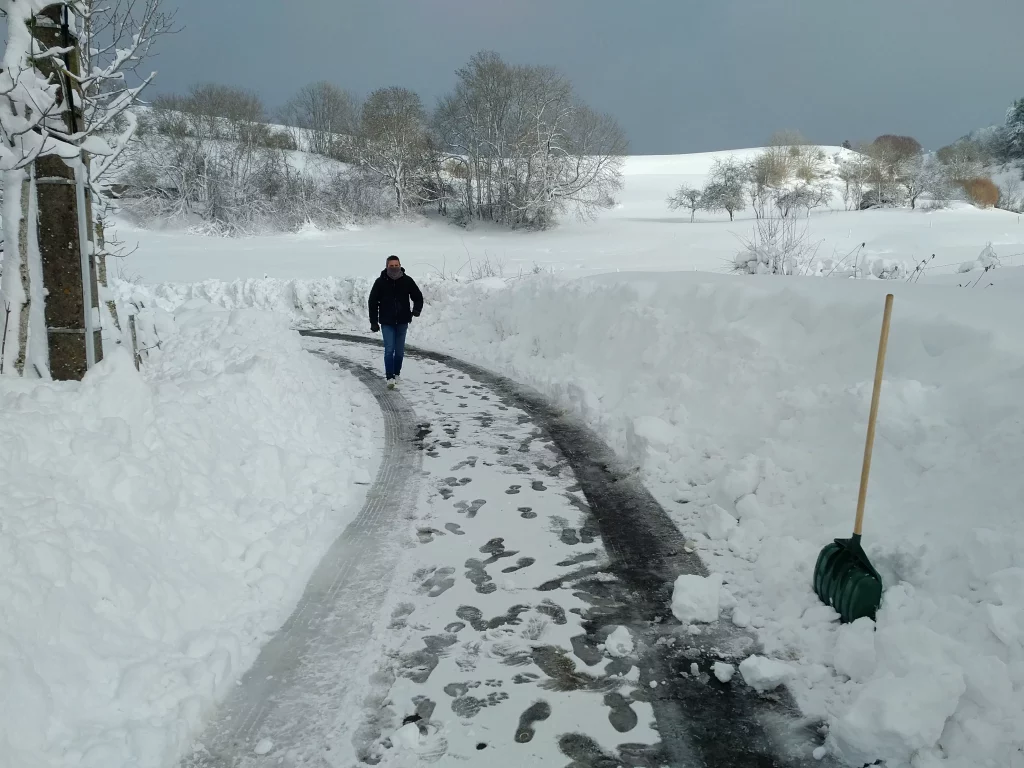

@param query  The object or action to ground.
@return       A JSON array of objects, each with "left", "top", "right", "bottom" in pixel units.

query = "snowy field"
[
  {"left": 118, "top": 150, "right": 1024, "bottom": 285},
  {"left": 5, "top": 148, "right": 1024, "bottom": 768}
]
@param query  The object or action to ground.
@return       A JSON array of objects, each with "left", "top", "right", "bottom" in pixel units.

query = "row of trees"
[
  {"left": 124, "top": 51, "right": 628, "bottom": 233},
  {"left": 669, "top": 121, "right": 1024, "bottom": 225},
  {"left": 669, "top": 134, "right": 836, "bottom": 222}
]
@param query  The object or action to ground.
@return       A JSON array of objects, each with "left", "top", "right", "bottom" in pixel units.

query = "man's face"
[{"left": 386, "top": 258, "right": 402, "bottom": 277}]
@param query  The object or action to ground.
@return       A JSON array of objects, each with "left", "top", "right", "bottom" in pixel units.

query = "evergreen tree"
[{"left": 1005, "top": 98, "right": 1024, "bottom": 159}]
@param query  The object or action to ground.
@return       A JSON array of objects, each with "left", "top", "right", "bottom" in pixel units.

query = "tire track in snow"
[
  {"left": 182, "top": 360, "right": 423, "bottom": 768},
  {"left": 301, "top": 332, "right": 840, "bottom": 768}
]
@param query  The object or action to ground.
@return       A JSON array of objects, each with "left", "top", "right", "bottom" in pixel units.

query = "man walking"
[{"left": 368, "top": 255, "right": 424, "bottom": 389}]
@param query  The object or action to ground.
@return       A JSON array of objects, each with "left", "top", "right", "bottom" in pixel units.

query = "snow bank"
[
  {"left": 111, "top": 273, "right": 456, "bottom": 330},
  {"left": 409, "top": 270, "right": 1024, "bottom": 768},
  {"left": 0, "top": 303, "right": 377, "bottom": 768}
]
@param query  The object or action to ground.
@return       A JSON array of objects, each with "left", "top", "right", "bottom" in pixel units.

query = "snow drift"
[
  {"left": 406, "top": 271, "right": 1024, "bottom": 768},
  {"left": 0, "top": 303, "right": 377, "bottom": 768}
]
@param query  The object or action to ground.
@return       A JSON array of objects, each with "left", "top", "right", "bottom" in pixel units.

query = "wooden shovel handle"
[{"left": 854, "top": 294, "right": 894, "bottom": 536}]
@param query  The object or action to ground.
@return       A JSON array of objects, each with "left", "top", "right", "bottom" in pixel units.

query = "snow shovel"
[{"left": 813, "top": 293, "right": 893, "bottom": 624}]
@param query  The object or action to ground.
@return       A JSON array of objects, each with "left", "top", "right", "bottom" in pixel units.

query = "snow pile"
[
  {"left": 0, "top": 303, "right": 376, "bottom": 768},
  {"left": 110, "top": 273, "right": 456, "bottom": 330},
  {"left": 411, "top": 270, "right": 1024, "bottom": 768}
]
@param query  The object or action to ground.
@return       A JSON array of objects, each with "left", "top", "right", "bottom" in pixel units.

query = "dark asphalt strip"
[{"left": 303, "top": 331, "right": 840, "bottom": 768}]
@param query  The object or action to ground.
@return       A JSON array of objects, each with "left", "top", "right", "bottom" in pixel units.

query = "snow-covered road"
[{"left": 185, "top": 335, "right": 835, "bottom": 767}]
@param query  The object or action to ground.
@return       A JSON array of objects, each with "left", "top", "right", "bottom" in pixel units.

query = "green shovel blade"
[{"left": 813, "top": 534, "right": 882, "bottom": 623}]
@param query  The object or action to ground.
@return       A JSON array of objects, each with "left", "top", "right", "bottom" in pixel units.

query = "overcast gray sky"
[{"left": 145, "top": 0, "right": 1023, "bottom": 154}]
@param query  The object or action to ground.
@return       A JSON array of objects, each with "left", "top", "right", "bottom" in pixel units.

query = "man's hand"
[
  {"left": 371, "top": 323, "right": 380, "bottom": 333},
  {"left": 412, "top": 311, "right": 421, "bottom": 318}
]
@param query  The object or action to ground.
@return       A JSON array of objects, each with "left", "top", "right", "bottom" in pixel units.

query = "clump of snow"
[
  {"left": 391, "top": 723, "right": 422, "bottom": 750},
  {"left": 739, "top": 656, "right": 793, "bottom": 693},
  {"left": 833, "top": 618, "right": 877, "bottom": 683},
  {"left": 408, "top": 269, "right": 1024, "bottom": 768},
  {"left": 0, "top": 302, "right": 376, "bottom": 768},
  {"left": 713, "top": 662, "right": 736, "bottom": 683},
  {"left": 605, "top": 626, "right": 635, "bottom": 658},
  {"left": 671, "top": 573, "right": 723, "bottom": 624},
  {"left": 700, "top": 504, "right": 738, "bottom": 540}
]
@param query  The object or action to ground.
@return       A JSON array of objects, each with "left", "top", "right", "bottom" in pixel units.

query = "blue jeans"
[{"left": 381, "top": 323, "right": 408, "bottom": 379}]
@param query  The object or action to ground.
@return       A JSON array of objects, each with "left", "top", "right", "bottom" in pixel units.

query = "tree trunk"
[
  {"left": 31, "top": 4, "right": 102, "bottom": 379},
  {"left": 15, "top": 174, "right": 32, "bottom": 374}
]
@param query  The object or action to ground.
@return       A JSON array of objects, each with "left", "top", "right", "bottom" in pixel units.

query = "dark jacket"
[{"left": 368, "top": 268, "right": 424, "bottom": 326}]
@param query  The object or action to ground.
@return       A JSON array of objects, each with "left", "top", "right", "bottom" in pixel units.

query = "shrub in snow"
[
  {"left": 733, "top": 216, "right": 822, "bottom": 275},
  {"left": 957, "top": 243, "right": 1001, "bottom": 274},
  {"left": 960, "top": 177, "right": 1000, "bottom": 208},
  {"left": 671, "top": 573, "right": 723, "bottom": 624}
]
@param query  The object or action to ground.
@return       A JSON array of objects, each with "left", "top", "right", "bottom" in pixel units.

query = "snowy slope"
[
  {"left": 400, "top": 272, "right": 1024, "bottom": 768},
  {"left": 0, "top": 305, "right": 378, "bottom": 768}
]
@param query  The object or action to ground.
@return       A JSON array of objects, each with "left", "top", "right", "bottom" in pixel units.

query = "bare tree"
[
  {"left": 936, "top": 138, "right": 985, "bottom": 184},
  {"left": 280, "top": 81, "right": 358, "bottom": 157},
  {"left": 997, "top": 174, "right": 1024, "bottom": 213},
  {"left": 356, "top": 86, "right": 429, "bottom": 214},
  {"left": 837, "top": 152, "right": 872, "bottom": 210},
  {"left": 668, "top": 184, "right": 702, "bottom": 221},
  {"left": 772, "top": 180, "right": 833, "bottom": 218},
  {"left": 865, "top": 134, "right": 921, "bottom": 206},
  {"left": 901, "top": 154, "right": 948, "bottom": 210}
]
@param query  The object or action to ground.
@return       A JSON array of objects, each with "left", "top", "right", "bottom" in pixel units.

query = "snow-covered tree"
[
  {"left": 0, "top": 0, "right": 172, "bottom": 378},
  {"left": 433, "top": 51, "right": 626, "bottom": 229},
  {"left": 901, "top": 154, "right": 949, "bottom": 210},
  {"left": 701, "top": 157, "right": 747, "bottom": 221},
  {"left": 1004, "top": 98, "right": 1024, "bottom": 160},
  {"left": 837, "top": 153, "right": 872, "bottom": 210},
  {"left": 936, "top": 138, "right": 986, "bottom": 183},
  {"left": 667, "top": 184, "right": 702, "bottom": 222},
  {"left": 356, "top": 87, "right": 430, "bottom": 214}
]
